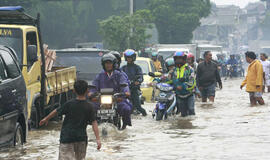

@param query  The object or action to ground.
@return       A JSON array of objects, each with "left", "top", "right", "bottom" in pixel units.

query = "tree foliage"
[
  {"left": 98, "top": 10, "right": 153, "bottom": 51},
  {"left": 147, "top": 0, "right": 211, "bottom": 44}
]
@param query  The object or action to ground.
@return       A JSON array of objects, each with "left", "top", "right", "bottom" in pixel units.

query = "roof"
[
  {"left": 197, "top": 44, "right": 223, "bottom": 48},
  {"left": 55, "top": 48, "right": 110, "bottom": 53},
  {"left": 0, "top": 6, "right": 36, "bottom": 25},
  {"left": 121, "top": 57, "right": 151, "bottom": 62},
  {"left": 157, "top": 48, "right": 189, "bottom": 52}
]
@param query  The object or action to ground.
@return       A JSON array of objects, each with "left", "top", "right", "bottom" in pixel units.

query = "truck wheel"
[
  {"left": 30, "top": 101, "right": 41, "bottom": 129},
  {"left": 13, "top": 123, "right": 23, "bottom": 146}
]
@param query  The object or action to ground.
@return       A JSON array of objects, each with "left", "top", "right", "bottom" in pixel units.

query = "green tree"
[
  {"left": 98, "top": 10, "right": 152, "bottom": 51},
  {"left": 147, "top": 0, "right": 211, "bottom": 44}
]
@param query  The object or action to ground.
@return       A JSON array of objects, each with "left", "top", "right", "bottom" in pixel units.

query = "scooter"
[
  {"left": 89, "top": 84, "right": 127, "bottom": 130},
  {"left": 149, "top": 72, "right": 176, "bottom": 121}
]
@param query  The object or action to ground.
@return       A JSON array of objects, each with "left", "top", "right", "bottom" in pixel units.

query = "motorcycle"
[
  {"left": 89, "top": 84, "right": 127, "bottom": 130},
  {"left": 226, "top": 64, "right": 237, "bottom": 78},
  {"left": 149, "top": 72, "right": 176, "bottom": 121}
]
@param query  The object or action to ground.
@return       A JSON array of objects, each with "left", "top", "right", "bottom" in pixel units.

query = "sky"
[{"left": 210, "top": 0, "right": 261, "bottom": 8}]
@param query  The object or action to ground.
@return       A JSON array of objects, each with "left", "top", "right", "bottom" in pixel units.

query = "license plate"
[{"left": 98, "top": 110, "right": 114, "bottom": 114}]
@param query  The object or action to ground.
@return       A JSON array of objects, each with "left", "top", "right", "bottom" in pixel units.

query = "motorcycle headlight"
[
  {"left": 157, "top": 84, "right": 173, "bottom": 91},
  {"left": 101, "top": 95, "right": 113, "bottom": 104},
  {"left": 141, "top": 82, "right": 149, "bottom": 88}
]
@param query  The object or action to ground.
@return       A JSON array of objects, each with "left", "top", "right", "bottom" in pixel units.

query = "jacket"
[
  {"left": 196, "top": 60, "right": 221, "bottom": 87},
  {"left": 153, "top": 60, "right": 162, "bottom": 72},
  {"left": 167, "top": 64, "right": 196, "bottom": 98},
  {"left": 121, "top": 63, "right": 144, "bottom": 89},
  {"left": 241, "top": 59, "right": 263, "bottom": 92}
]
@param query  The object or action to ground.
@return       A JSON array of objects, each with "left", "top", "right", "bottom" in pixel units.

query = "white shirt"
[{"left": 260, "top": 60, "right": 270, "bottom": 78}]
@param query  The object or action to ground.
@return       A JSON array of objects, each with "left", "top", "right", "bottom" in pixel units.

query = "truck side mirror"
[{"left": 27, "top": 45, "right": 38, "bottom": 63}]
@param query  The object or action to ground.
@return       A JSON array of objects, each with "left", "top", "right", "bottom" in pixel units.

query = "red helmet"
[{"left": 187, "top": 53, "right": 195, "bottom": 60}]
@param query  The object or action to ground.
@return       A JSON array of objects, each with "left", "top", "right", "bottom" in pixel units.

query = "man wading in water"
[{"left": 241, "top": 51, "right": 265, "bottom": 106}]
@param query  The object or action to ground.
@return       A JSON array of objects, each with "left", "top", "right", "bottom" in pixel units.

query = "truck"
[
  {"left": 0, "top": 6, "right": 77, "bottom": 128},
  {"left": 154, "top": 44, "right": 197, "bottom": 59},
  {"left": 196, "top": 44, "right": 223, "bottom": 60}
]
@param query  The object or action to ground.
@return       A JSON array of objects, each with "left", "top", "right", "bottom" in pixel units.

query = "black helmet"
[
  {"left": 101, "top": 53, "right": 116, "bottom": 71},
  {"left": 109, "top": 51, "right": 121, "bottom": 65}
]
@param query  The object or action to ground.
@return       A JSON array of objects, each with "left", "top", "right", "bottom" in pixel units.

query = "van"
[{"left": 0, "top": 46, "right": 27, "bottom": 147}]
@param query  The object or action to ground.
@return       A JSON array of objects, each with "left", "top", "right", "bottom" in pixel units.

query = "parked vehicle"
[
  {"left": 0, "top": 6, "right": 77, "bottom": 128},
  {"left": 55, "top": 48, "right": 110, "bottom": 85},
  {"left": 0, "top": 45, "right": 27, "bottom": 147},
  {"left": 196, "top": 44, "right": 223, "bottom": 59}
]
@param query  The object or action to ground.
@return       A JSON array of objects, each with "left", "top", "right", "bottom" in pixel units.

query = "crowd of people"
[{"left": 38, "top": 48, "right": 269, "bottom": 160}]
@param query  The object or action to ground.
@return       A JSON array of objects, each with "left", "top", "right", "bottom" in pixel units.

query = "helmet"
[
  {"left": 151, "top": 52, "right": 158, "bottom": 57},
  {"left": 101, "top": 53, "right": 116, "bottom": 71},
  {"left": 124, "top": 49, "right": 136, "bottom": 61},
  {"left": 173, "top": 51, "right": 187, "bottom": 61},
  {"left": 165, "top": 58, "right": 175, "bottom": 70},
  {"left": 109, "top": 51, "right": 121, "bottom": 65},
  {"left": 187, "top": 53, "right": 195, "bottom": 62},
  {"left": 187, "top": 53, "right": 195, "bottom": 59}
]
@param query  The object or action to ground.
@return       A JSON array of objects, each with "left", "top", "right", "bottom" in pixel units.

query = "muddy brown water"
[{"left": 1, "top": 78, "right": 270, "bottom": 160}]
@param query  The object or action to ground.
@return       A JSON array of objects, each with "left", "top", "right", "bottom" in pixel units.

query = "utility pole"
[{"left": 130, "top": 0, "right": 134, "bottom": 16}]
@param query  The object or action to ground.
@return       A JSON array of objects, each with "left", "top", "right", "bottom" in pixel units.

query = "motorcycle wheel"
[
  {"left": 156, "top": 109, "right": 164, "bottom": 121},
  {"left": 113, "top": 114, "right": 122, "bottom": 130}
]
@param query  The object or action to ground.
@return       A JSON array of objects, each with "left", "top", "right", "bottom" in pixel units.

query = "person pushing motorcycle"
[{"left": 167, "top": 51, "right": 196, "bottom": 116}]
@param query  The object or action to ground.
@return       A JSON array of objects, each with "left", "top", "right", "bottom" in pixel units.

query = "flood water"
[{"left": 1, "top": 78, "right": 270, "bottom": 160}]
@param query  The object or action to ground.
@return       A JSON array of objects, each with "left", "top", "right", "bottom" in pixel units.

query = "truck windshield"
[
  {"left": 158, "top": 51, "right": 176, "bottom": 59},
  {"left": 55, "top": 51, "right": 105, "bottom": 82},
  {"left": 0, "top": 28, "right": 23, "bottom": 63}
]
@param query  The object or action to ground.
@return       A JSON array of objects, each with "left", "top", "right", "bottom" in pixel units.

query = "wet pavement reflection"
[{"left": 1, "top": 78, "right": 270, "bottom": 160}]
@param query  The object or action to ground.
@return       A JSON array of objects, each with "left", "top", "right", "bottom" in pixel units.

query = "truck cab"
[
  {"left": 0, "top": 45, "right": 27, "bottom": 147},
  {"left": 0, "top": 6, "right": 76, "bottom": 129}
]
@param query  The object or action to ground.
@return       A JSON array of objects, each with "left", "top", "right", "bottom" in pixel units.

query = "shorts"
[
  {"left": 201, "top": 83, "right": 216, "bottom": 98},
  {"left": 59, "top": 141, "right": 87, "bottom": 160},
  {"left": 249, "top": 92, "right": 263, "bottom": 98}
]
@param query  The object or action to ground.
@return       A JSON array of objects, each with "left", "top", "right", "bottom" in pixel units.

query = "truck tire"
[
  {"left": 13, "top": 123, "right": 23, "bottom": 146},
  {"left": 30, "top": 100, "right": 41, "bottom": 129}
]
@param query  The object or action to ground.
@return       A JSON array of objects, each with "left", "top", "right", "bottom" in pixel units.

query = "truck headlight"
[{"left": 101, "top": 95, "right": 113, "bottom": 104}]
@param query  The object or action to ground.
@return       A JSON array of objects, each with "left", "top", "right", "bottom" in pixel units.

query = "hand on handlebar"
[{"left": 125, "top": 92, "right": 130, "bottom": 97}]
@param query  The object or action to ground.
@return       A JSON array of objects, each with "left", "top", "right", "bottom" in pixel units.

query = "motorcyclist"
[
  {"left": 217, "top": 54, "right": 227, "bottom": 77},
  {"left": 187, "top": 52, "right": 201, "bottom": 99},
  {"left": 226, "top": 54, "right": 239, "bottom": 77},
  {"left": 110, "top": 51, "right": 130, "bottom": 85},
  {"left": 151, "top": 52, "right": 163, "bottom": 72},
  {"left": 89, "top": 53, "right": 132, "bottom": 130},
  {"left": 187, "top": 53, "right": 197, "bottom": 73},
  {"left": 121, "top": 49, "right": 147, "bottom": 116},
  {"left": 235, "top": 54, "right": 245, "bottom": 77},
  {"left": 167, "top": 51, "right": 196, "bottom": 116},
  {"left": 165, "top": 58, "right": 175, "bottom": 73}
]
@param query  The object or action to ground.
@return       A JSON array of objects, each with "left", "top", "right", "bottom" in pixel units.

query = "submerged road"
[{"left": 1, "top": 78, "right": 270, "bottom": 160}]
